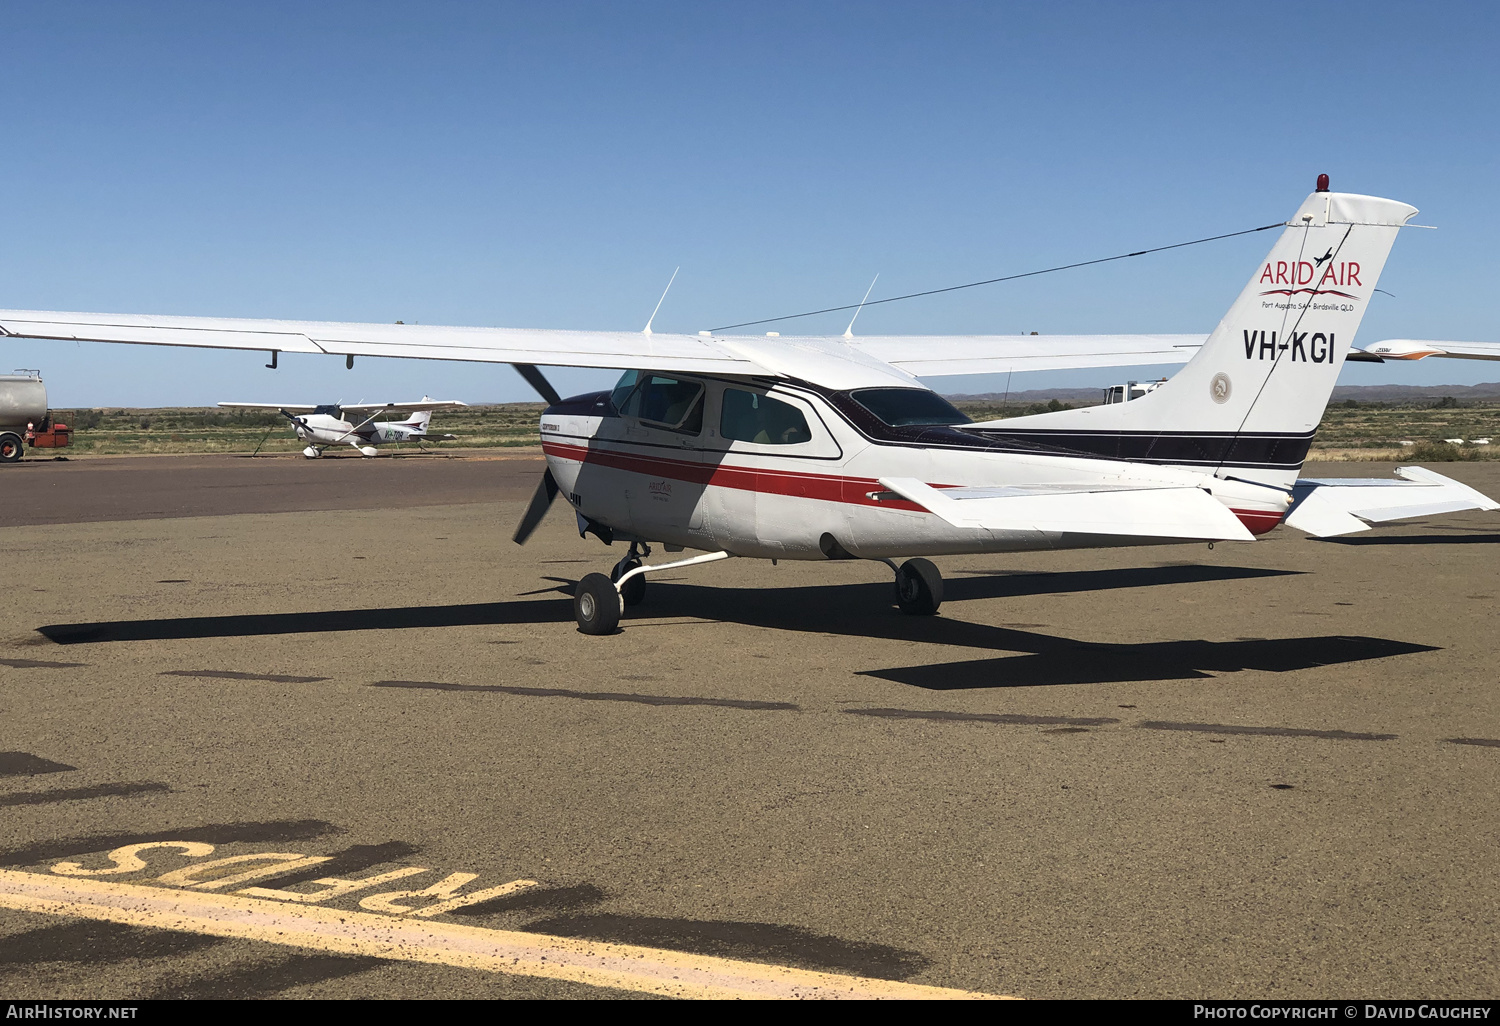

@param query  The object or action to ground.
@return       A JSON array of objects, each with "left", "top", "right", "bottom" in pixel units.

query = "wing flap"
[
  {"left": 1285, "top": 467, "right": 1500, "bottom": 537},
  {"left": 849, "top": 334, "right": 1205, "bottom": 376},
  {"left": 878, "top": 477, "right": 1254, "bottom": 541}
]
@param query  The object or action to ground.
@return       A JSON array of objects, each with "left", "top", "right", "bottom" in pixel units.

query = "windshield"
[{"left": 849, "top": 388, "right": 971, "bottom": 427}]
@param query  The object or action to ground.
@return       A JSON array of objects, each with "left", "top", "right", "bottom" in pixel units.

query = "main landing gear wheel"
[
  {"left": 574, "top": 573, "right": 623, "bottom": 635},
  {"left": 0, "top": 434, "right": 21, "bottom": 463},
  {"left": 894, "top": 558, "right": 943, "bottom": 616}
]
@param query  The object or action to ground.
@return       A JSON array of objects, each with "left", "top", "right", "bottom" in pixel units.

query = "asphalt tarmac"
[{"left": 2, "top": 451, "right": 1498, "bottom": 999}]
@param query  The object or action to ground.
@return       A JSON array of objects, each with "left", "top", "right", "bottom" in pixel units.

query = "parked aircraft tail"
[
  {"left": 399, "top": 410, "right": 433, "bottom": 433},
  {"left": 978, "top": 178, "right": 1418, "bottom": 487}
]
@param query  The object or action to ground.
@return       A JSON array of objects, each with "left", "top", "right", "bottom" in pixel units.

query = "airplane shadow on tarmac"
[
  {"left": 1324, "top": 533, "right": 1500, "bottom": 546},
  {"left": 33, "top": 563, "right": 1439, "bottom": 689}
]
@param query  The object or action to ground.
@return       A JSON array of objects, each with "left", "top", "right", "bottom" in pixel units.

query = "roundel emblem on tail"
[{"left": 1210, "top": 373, "right": 1232, "bottom": 404}]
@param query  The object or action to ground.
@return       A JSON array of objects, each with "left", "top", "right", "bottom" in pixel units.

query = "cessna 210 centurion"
[
  {"left": 217, "top": 397, "right": 465, "bottom": 457},
  {"left": 1, "top": 177, "right": 1493, "bottom": 634}
]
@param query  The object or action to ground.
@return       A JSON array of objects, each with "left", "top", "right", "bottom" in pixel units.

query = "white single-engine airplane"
[
  {"left": 1, "top": 177, "right": 1494, "bottom": 634},
  {"left": 217, "top": 397, "right": 465, "bottom": 457}
]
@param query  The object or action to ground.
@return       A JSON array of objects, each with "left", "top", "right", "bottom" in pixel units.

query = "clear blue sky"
[{"left": 2, "top": 1, "right": 1496, "bottom": 407}]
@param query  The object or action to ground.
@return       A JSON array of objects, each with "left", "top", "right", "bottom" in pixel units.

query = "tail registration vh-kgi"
[{"left": 1, "top": 177, "right": 1493, "bottom": 634}]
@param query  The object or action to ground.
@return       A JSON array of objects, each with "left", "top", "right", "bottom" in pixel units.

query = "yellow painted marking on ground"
[
  {"left": 239, "top": 866, "right": 429, "bottom": 904},
  {"left": 0, "top": 869, "right": 1008, "bottom": 999}
]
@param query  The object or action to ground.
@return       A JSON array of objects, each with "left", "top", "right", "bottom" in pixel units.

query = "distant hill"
[{"left": 944, "top": 382, "right": 1500, "bottom": 405}]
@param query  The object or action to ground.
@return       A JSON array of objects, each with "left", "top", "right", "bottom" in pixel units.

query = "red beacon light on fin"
[{"left": 1316, "top": 173, "right": 1330, "bottom": 192}]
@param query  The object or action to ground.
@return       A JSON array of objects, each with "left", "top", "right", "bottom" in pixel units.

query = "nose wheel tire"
[
  {"left": 610, "top": 559, "right": 647, "bottom": 606},
  {"left": 894, "top": 558, "right": 943, "bottom": 616},
  {"left": 575, "top": 573, "right": 623, "bottom": 635}
]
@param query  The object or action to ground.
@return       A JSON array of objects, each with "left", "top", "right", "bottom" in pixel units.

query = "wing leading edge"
[{"left": 0, "top": 307, "right": 1208, "bottom": 389}]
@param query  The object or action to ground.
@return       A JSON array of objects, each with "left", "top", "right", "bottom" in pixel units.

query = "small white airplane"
[
  {"left": 2, "top": 176, "right": 1494, "bottom": 635},
  {"left": 1358, "top": 339, "right": 1500, "bottom": 362},
  {"left": 217, "top": 398, "right": 465, "bottom": 457}
]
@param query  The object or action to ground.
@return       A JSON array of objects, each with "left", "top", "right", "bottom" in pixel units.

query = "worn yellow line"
[{"left": 0, "top": 869, "right": 1007, "bottom": 999}]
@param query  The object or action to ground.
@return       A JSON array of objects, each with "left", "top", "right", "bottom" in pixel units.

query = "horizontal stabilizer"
[
  {"left": 1285, "top": 467, "right": 1500, "bottom": 537},
  {"left": 877, "top": 477, "right": 1255, "bottom": 542}
]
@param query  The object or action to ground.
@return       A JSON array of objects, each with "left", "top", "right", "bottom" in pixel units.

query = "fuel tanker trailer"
[{"left": 0, "top": 371, "right": 69, "bottom": 462}]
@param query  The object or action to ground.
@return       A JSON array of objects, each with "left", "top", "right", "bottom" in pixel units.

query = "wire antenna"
[
  {"left": 712, "top": 221, "right": 1283, "bottom": 333},
  {"left": 643, "top": 267, "right": 680, "bottom": 336},
  {"left": 842, "top": 274, "right": 880, "bottom": 339}
]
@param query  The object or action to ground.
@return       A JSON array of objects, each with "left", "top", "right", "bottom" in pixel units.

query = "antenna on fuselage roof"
[
  {"left": 642, "top": 267, "right": 680, "bottom": 336},
  {"left": 842, "top": 274, "right": 880, "bottom": 339}
]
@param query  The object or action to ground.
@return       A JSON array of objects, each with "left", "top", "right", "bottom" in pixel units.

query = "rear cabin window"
[
  {"left": 611, "top": 371, "right": 704, "bottom": 434},
  {"left": 849, "top": 388, "right": 971, "bottom": 427},
  {"left": 720, "top": 389, "right": 812, "bottom": 445}
]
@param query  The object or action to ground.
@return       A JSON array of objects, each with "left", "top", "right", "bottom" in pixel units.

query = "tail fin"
[
  {"left": 403, "top": 410, "right": 433, "bottom": 432},
  {"left": 986, "top": 183, "right": 1418, "bottom": 487}
]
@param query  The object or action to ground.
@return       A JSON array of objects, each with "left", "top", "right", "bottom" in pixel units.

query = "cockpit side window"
[
  {"left": 848, "top": 388, "right": 971, "bottom": 427},
  {"left": 720, "top": 389, "right": 813, "bottom": 445},
  {"left": 612, "top": 370, "right": 704, "bottom": 434}
]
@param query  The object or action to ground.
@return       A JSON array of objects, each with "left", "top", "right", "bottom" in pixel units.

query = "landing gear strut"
[
  {"left": 610, "top": 542, "right": 651, "bottom": 607},
  {"left": 572, "top": 550, "right": 731, "bottom": 635},
  {"left": 889, "top": 557, "right": 943, "bottom": 616}
]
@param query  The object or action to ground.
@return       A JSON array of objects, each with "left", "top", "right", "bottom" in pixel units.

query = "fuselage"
[
  {"left": 295, "top": 413, "right": 426, "bottom": 447},
  {"left": 540, "top": 373, "right": 1291, "bottom": 561}
]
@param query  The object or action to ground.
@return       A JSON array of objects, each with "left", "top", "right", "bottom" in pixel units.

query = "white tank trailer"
[{"left": 0, "top": 372, "right": 51, "bottom": 463}]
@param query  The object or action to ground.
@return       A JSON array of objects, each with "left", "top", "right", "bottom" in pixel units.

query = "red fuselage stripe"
[
  {"left": 544, "top": 439, "right": 1288, "bottom": 531},
  {"left": 543, "top": 439, "right": 929, "bottom": 510}
]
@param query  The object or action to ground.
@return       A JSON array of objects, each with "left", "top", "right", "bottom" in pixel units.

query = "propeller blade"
[
  {"left": 514, "top": 363, "right": 562, "bottom": 407},
  {"left": 513, "top": 467, "right": 560, "bottom": 544}
]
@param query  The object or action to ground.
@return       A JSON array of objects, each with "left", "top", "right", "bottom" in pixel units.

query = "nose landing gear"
[
  {"left": 572, "top": 549, "right": 731, "bottom": 635},
  {"left": 610, "top": 542, "right": 651, "bottom": 607}
]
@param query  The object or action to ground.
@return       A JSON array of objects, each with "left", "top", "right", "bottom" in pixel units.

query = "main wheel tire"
[
  {"left": 610, "top": 559, "right": 647, "bottom": 606},
  {"left": 894, "top": 558, "right": 943, "bottom": 616},
  {"left": 0, "top": 434, "right": 22, "bottom": 463},
  {"left": 574, "top": 572, "right": 623, "bottom": 635}
]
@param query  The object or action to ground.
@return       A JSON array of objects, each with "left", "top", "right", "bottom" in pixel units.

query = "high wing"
[
  {"left": 0, "top": 309, "right": 767, "bottom": 376},
  {"left": 877, "top": 477, "right": 1255, "bottom": 542},
  {"left": 0, "top": 307, "right": 1207, "bottom": 388},
  {"left": 1358, "top": 339, "right": 1500, "bottom": 362},
  {"left": 340, "top": 399, "right": 467, "bottom": 415},
  {"left": 217, "top": 401, "right": 319, "bottom": 414},
  {"left": 1284, "top": 467, "right": 1500, "bottom": 537}
]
